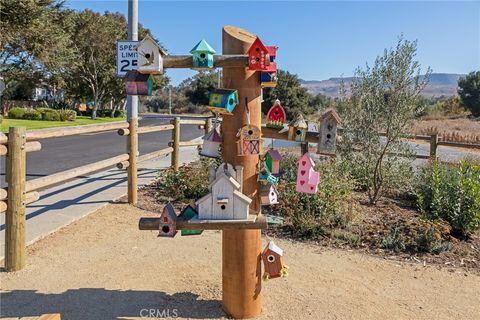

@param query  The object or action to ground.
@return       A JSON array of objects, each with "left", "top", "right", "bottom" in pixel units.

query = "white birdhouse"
[
  {"left": 199, "top": 127, "right": 222, "bottom": 158},
  {"left": 137, "top": 35, "right": 166, "bottom": 74}
]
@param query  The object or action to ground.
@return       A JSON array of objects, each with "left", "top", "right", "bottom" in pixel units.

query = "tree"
[
  {"left": 181, "top": 71, "right": 218, "bottom": 106},
  {"left": 338, "top": 37, "right": 431, "bottom": 204},
  {"left": 458, "top": 71, "right": 480, "bottom": 117},
  {"left": 262, "top": 70, "right": 312, "bottom": 118}
]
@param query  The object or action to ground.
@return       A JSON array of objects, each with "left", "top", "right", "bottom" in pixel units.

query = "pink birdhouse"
[{"left": 296, "top": 153, "right": 320, "bottom": 194}]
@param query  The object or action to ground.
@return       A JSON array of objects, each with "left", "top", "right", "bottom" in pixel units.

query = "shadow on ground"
[{"left": 0, "top": 288, "right": 225, "bottom": 319}]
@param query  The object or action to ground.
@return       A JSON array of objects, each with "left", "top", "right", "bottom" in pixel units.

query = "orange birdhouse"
[
  {"left": 262, "top": 241, "right": 288, "bottom": 280},
  {"left": 158, "top": 203, "right": 178, "bottom": 238}
]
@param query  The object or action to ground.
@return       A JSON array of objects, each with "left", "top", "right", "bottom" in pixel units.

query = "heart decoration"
[
  {"left": 300, "top": 170, "right": 306, "bottom": 176},
  {"left": 310, "top": 186, "right": 314, "bottom": 190},
  {"left": 302, "top": 161, "right": 306, "bottom": 166},
  {"left": 300, "top": 180, "right": 305, "bottom": 185}
]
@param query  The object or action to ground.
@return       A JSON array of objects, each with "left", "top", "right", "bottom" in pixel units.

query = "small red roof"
[
  {"left": 320, "top": 109, "right": 342, "bottom": 124},
  {"left": 248, "top": 37, "right": 267, "bottom": 54}
]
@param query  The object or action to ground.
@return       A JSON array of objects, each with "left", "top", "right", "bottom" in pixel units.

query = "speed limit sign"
[{"left": 116, "top": 40, "right": 138, "bottom": 77}]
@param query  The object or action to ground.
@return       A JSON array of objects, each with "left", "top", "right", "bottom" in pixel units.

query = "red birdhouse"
[
  {"left": 262, "top": 241, "right": 288, "bottom": 280},
  {"left": 266, "top": 99, "right": 286, "bottom": 129},
  {"left": 248, "top": 37, "right": 272, "bottom": 71},
  {"left": 158, "top": 203, "right": 178, "bottom": 238}
]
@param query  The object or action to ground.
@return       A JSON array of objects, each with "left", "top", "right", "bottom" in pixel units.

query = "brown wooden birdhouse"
[
  {"left": 262, "top": 241, "right": 288, "bottom": 280},
  {"left": 318, "top": 109, "right": 341, "bottom": 155},
  {"left": 237, "top": 124, "right": 262, "bottom": 156},
  {"left": 125, "top": 70, "right": 153, "bottom": 96},
  {"left": 287, "top": 114, "right": 308, "bottom": 142},
  {"left": 158, "top": 203, "right": 178, "bottom": 237}
]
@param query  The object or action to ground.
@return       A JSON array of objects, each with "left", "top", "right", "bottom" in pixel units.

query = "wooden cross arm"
[
  {"left": 163, "top": 54, "right": 248, "bottom": 69},
  {"left": 138, "top": 214, "right": 267, "bottom": 230}
]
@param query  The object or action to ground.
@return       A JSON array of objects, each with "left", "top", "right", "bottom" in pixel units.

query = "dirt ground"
[{"left": 1, "top": 202, "right": 479, "bottom": 320}]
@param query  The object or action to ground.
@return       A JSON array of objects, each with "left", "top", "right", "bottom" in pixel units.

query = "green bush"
[
  {"left": 416, "top": 160, "right": 480, "bottom": 237},
  {"left": 265, "top": 153, "right": 355, "bottom": 239},
  {"left": 57, "top": 109, "right": 76, "bottom": 121},
  {"left": 22, "top": 109, "right": 42, "bottom": 120},
  {"left": 114, "top": 110, "right": 125, "bottom": 118},
  {"left": 37, "top": 108, "right": 61, "bottom": 121},
  {"left": 8, "top": 107, "right": 25, "bottom": 119},
  {"left": 0, "top": 115, "right": 3, "bottom": 124}
]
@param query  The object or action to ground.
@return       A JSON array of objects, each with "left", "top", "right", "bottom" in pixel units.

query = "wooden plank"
[
  {"left": 0, "top": 141, "right": 42, "bottom": 155},
  {"left": 5, "top": 127, "right": 26, "bottom": 271},
  {"left": 262, "top": 126, "right": 319, "bottom": 143},
  {"left": 117, "top": 147, "right": 173, "bottom": 169},
  {"left": 37, "top": 314, "right": 61, "bottom": 320},
  {"left": 26, "top": 154, "right": 129, "bottom": 192},
  {"left": 0, "top": 144, "right": 6, "bottom": 155},
  {"left": 139, "top": 214, "right": 266, "bottom": 230},
  {"left": 438, "top": 140, "right": 480, "bottom": 150},
  {"left": 163, "top": 54, "right": 248, "bottom": 69},
  {"left": 178, "top": 140, "right": 202, "bottom": 147},
  {"left": 0, "top": 192, "right": 39, "bottom": 213},
  {"left": 0, "top": 200, "right": 6, "bottom": 212},
  {"left": 0, "top": 132, "right": 7, "bottom": 144},
  {"left": 0, "top": 188, "right": 6, "bottom": 200},
  {"left": 178, "top": 119, "right": 207, "bottom": 125},
  {"left": 25, "top": 122, "right": 128, "bottom": 141}
]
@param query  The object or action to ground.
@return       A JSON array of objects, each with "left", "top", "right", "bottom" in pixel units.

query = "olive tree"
[{"left": 338, "top": 37, "right": 431, "bottom": 204}]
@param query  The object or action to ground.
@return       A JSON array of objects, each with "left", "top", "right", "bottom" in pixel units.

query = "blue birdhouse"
[
  {"left": 190, "top": 39, "right": 216, "bottom": 70},
  {"left": 208, "top": 89, "right": 238, "bottom": 114}
]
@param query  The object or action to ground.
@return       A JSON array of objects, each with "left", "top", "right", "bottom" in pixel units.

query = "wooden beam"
[
  {"left": 0, "top": 132, "right": 7, "bottom": 144},
  {"left": 262, "top": 126, "right": 319, "bottom": 144},
  {"left": 0, "top": 188, "right": 6, "bottom": 200},
  {"left": 0, "top": 192, "right": 39, "bottom": 213},
  {"left": 25, "top": 122, "right": 128, "bottom": 141},
  {"left": 139, "top": 214, "right": 267, "bottom": 230},
  {"left": 163, "top": 54, "right": 248, "bottom": 69},
  {"left": 178, "top": 119, "right": 207, "bottom": 125},
  {"left": 26, "top": 154, "right": 129, "bottom": 192},
  {"left": 119, "top": 124, "right": 174, "bottom": 136},
  {"left": 5, "top": 127, "right": 26, "bottom": 271},
  {"left": 38, "top": 314, "right": 61, "bottom": 320},
  {"left": 117, "top": 147, "right": 173, "bottom": 169},
  {"left": 0, "top": 141, "right": 42, "bottom": 155}
]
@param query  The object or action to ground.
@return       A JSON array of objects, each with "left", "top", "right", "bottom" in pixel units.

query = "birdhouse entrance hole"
[
  {"left": 248, "top": 129, "right": 253, "bottom": 135},
  {"left": 256, "top": 47, "right": 260, "bottom": 52},
  {"left": 220, "top": 204, "right": 226, "bottom": 210},
  {"left": 268, "top": 255, "right": 276, "bottom": 262},
  {"left": 229, "top": 98, "right": 234, "bottom": 105},
  {"left": 327, "top": 134, "right": 332, "bottom": 139},
  {"left": 296, "top": 129, "right": 302, "bottom": 135},
  {"left": 200, "top": 53, "right": 206, "bottom": 59},
  {"left": 162, "top": 225, "right": 170, "bottom": 233}
]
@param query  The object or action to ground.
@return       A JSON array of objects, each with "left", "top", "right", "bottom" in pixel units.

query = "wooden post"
[
  {"left": 171, "top": 117, "right": 180, "bottom": 171},
  {"left": 221, "top": 26, "right": 262, "bottom": 318},
  {"left": 300, "top": 142, "right": 308, "bottom": 155},
  {"left": 5, "top": 127, "right": 27, "bottom": 271},
  {"left": 430, "top": 134, "right": 438, "bottom": 160},
  {"left": 127, "top": 118, "right": 138, "bottom": 204},
  {"left": 205, "top": 117, "right": 213, "bottom": 135}
]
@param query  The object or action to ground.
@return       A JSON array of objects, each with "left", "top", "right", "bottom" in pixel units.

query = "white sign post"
[{"left": 116, "top": 40, "right": 138, "bottom": 77}]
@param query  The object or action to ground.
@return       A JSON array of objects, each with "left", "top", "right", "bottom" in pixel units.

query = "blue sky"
[{"left": 67, "top": 1, "right": 480, "bottom": 85}]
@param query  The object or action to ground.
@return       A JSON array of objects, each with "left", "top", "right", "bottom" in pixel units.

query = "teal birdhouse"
[
  {"left": 190, "top": 39, "right": 215, "bottom": 70},
  {"left": 208, "top": 89, "right": 238, "bottom": 114}
]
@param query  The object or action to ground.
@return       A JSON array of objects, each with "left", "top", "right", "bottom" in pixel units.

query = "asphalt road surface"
[{"left": 0, "top": 115, "right": 205, "bottom": 187}]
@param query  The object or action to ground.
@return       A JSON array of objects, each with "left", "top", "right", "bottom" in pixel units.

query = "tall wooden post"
[
  {"left": 5, "top": 127, "right": 27, "bottom": 271},
  {"left": 430, "top": 134, "right": 438, "bottom": 160},
  {"left": 171, "top": 117, "right": 180, "bottom": 171},
  {"left": 221, "top": 26, "right": 262, "bottom": 318},
  {"left": 127, "top": 118, "right": 138, "bottom": 204},
  {"left": 205, "top": 117, "right": 213, "bottom": 135}
]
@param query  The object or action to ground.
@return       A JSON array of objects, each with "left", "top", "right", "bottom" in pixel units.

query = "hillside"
[{"left": 301, "top": 73, "right": 464, "bottom": 98}]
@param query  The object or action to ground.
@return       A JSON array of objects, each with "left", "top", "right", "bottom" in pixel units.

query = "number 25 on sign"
[{"left": 116, "top": 40, "right": 139, "bottom": 77}]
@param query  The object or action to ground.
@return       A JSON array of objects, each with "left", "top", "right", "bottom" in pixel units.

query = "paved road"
[{"left": 0, "top": 115, "right": 205, "bottom": 187}]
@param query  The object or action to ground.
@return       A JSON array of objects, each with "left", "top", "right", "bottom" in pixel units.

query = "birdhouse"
[
  {"left": 179, "top": 206, "right": 203, "bottom": 236},
  {"left": 190, "top": 39, "right": 215, "bottom": 70},
  {"left": 296, "top": 153, "right": 320, "bottom": 194},
  {"left": 262, "top": 241, "right": 288, "bottom": 280},
  {"left": 265, "top": 148, "right": 282, "bottom": 175},
  {"left": 261, "top": 71, "right": 278, "bottom": 87},
  {"left": 196, "top": 166, "right": 251, "bottom": 220},
  {"left": 137, "top": 35, "right": 167, "bottom": 74},
  {"left": 158, "top": 203, "right": 178, "bottom": 237},
  {"left": 125, "top": 70, "right": 153, "bottom": 96},
  {"left": 199, "top": 127, "right": 222, "bottom": 158},
  {"left": 258, "top": 166, "right": 279, "bottom": 185},
  {"left": 266, "top": 100, "right": 286, "bottom": 129},
  {"left": 260, "top": 184, "right": 278, "bottom": 205},
  {"left": 208, "top": 89, "right": 238, "bottom": 114},
  {"left": 237, "top": 124, "right": 262, "bottom": 156},
  {"left": 318, "top": 109, "right": 342, "bottom": 155},
  {"left": 287, "top": 114, "right": 308, "bottom": 142},
  {"left": 248, "top": 37, "right": 272, "bottom": 71}
]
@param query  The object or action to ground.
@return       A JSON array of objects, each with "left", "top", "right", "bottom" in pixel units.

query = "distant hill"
[{"left": 301, "top": 73, "right": 465, "bottom": 98}]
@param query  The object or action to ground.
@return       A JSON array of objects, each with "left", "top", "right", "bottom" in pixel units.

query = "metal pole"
[
  {"left": 169, "top": 86, "right": 172, "bottom": 115},
  {"left": 127, "top": 0, "right": 138, "bottom": 204}
]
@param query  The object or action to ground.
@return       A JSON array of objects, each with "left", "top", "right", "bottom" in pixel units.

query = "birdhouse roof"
[
  {"left": 267, "top": 241, "right": 283, "bottom": 256},
  {"left": 260, "top": 184, "right": 278, "bottom": 196},
  {"left": 266, "top": 148, "right": 282, "bottom": 160},
  {"left": 233, "top": 189, "right": 252, "bottom": 205},
  {"left": 212, "top": 173, "right": 241, "bottom": 190},
  {"left": 289, "top": 114, "right": 308, "bottom": 128},
  {"left": 249, "top": 37, "right": 267, "bottom": 53},
  {"left": 138, "top": 34, "right": 167, "bottom": 56},
  {"left": 179, "top": 205, "right": 198, "bottom": 220},
  {"left": 298, "top": 152, "right": 315, "bottom": 167},
  {"left": 203, "top": 127, "right": 222, "bottom": 143},
  {"left": 190, "top": 39, "right": 216, "bottom": 54},
  {"left": 211, "top": 88, "right": 237, "bottom": 96},
  {"left": 266, "top": 46, "right": 277, "bottom": 58},
  {"left": 162, "top": 203, "right": 178, "bottom": 221},
  {"left": 320, "top": 109, "right": 342, "bottom": 124},
  {"left": 125, "top": 70, "right": 152, "bottom": 82}
]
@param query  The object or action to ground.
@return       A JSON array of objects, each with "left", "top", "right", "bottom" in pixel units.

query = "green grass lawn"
[{"left": 0, "top": 116, "right": 125, "bottom": 132}]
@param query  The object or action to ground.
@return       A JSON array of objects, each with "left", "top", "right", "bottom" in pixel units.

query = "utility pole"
[
  {"left": 169, "top": 86, "right": 172, "bottom": 115},
  {"left": 127, "top": 0, "right": 138, "bottom": 204}
]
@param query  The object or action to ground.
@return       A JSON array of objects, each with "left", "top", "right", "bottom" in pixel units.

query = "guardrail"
[{"left": 0, "top": 116, "right": 210, "bottom": 271}]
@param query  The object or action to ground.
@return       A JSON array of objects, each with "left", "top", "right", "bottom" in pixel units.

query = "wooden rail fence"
[{"left": 0, "top": 116, "right": 210, "bottom": 271}]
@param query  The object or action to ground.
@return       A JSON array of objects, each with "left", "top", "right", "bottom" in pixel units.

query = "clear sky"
[{"left": 66, "top": 1, "right": 480, "bottom": 85}]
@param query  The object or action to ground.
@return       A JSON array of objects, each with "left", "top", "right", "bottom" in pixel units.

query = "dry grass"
[{"left": 412, "top": 118, "right": 480, "bottom": 144}]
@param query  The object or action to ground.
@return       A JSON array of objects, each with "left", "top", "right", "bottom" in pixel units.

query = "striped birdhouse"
[
  {"left": 237, "top": 124, "right": 262, "bottom": 156},
  {"left": 125, "top": 71, "right": 153, "bottom": 96}
]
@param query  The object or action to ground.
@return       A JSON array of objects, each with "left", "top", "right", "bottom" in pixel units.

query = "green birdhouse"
[
  {"left": 190, "top": 39, "right": 215, "bottom": 70},
  {"left": 179, "top": 206, "right": 203, "bottom": 236}
]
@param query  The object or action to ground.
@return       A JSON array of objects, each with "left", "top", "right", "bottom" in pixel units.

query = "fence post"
[
  {"left": 205, "top": 117, "right": 213, "bottom": 135},
  {"left": 171, "top": 117, "right": 180, "bottom": 171},
  {"left": 5, "top": 127, "right": 27, "bottom": 271},
  {"left": 300, "top": 142, "right": 308, "bottom": 155},
  {"left": 127, "top": 118, "right": 138, "bottom": 204},
  {"left": 430, "top": 134, "right": 438, "bottom": 160}
]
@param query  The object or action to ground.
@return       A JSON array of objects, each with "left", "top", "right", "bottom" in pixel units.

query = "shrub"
[
  {"left": 37, "top": 108, "right": 61, "bottom": 121},
  {"left": 265, "top": 153, "right": 355, "bottom": 239},
  {"left": 57, "top": 109, "right": 76, "bottom": 121},
  {"left": 0, "top": 115, "right": 3, "bottom": 124},
  {"left": 22, "top": 109, "right": 42, "bottom": 120},
  {"left": 114, "top": 110, "right": 125, "bottom": 118},
  {"left": 416, "top": 160, "right": 480, "bottom": 237},
  {"left": 8, "top": 107, "right": 25, "bottom": 119}
]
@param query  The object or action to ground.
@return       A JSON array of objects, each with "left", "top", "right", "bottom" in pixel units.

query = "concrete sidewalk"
[{"left": 0, "top": 146, "right": 199, "bottom": 261}]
